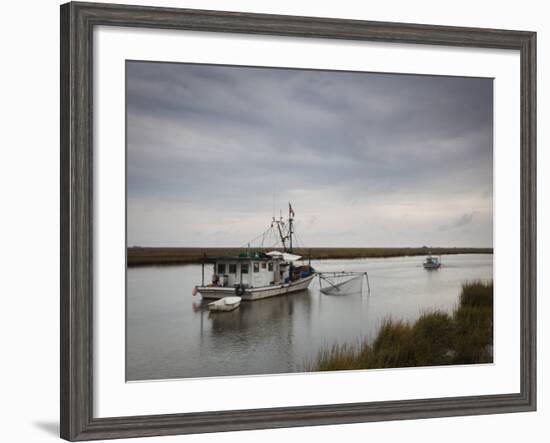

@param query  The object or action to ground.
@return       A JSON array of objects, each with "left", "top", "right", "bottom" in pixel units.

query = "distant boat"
[
  {"left": 196, "top": 204, "right": 316, "bottom": 301},
  {"left": 423, "top": 255, "right": 441, "bottom": 270},
  {"left": 208, "top": 296, "right": 242, "bottom": 312}
]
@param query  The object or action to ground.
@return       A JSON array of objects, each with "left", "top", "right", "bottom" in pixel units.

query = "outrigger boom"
[{"left": 317, "top": 271, "right": 371, "bottom": 295}]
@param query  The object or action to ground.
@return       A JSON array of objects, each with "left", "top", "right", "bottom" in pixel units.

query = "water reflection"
[{"left": 206, "top": 290, "right": 311, "bottom": 333}]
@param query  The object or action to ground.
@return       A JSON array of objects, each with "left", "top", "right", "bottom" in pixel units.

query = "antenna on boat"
[
  {"left": 201, "top": 253, "right": 206, "bottom": 286},
  {"left": 288, "top": 202, "right": 294, "bottom": 253}
]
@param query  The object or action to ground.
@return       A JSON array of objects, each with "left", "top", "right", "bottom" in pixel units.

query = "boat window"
[
  {"left": 217, "top": 263, "right": 226, "bottom": 274},
  {"left": 261, "top": 262, "right": 267, "bottom": 269},
  {"left": 253, "top": 262, "right": 259, "bottom": 273},
  {"left": 229, "top": 264, "right": 237, "bottom": 274},
  {"left": 268, "top": 262, "right": 273, "bottom": 272},
  {"left": 241, "top": 263, "right": 249, "bottom": 274}
]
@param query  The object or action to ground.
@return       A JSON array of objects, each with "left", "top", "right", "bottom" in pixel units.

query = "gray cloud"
[
  {"left": 438, "top": 212, "right": 476, "bottom": 232},
  {"left": 126, "top": 61, "right": 493, "bottom": 247}
]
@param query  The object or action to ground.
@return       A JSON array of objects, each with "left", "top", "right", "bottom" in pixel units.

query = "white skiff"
[{"left": 208, "top": 296, "right": 242, "bottom": 312}]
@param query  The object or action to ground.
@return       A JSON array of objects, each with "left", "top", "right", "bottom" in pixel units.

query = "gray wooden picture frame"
[{"left": 60, "top": 1, "right": 537, "bottom": 441}]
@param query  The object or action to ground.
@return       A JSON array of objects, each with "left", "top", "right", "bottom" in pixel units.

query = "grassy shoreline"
[
  {"left": 127, "top": 246, "right": 493, "bottom": 267},
  {"left": 308, "top": 281, "right": 493, "bottom": 372}
]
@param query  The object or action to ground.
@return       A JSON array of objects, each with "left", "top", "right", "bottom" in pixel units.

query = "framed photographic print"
[{"left": 60, "top": 1, "right": 536, "bottom": 441}]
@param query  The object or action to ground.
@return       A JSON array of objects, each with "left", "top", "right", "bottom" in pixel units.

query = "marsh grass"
[
  {"left": 127, "top": 246, "right": 493, "bottom": 266},
  {"left": 309, "top": 281, "right": 493, "bottom": 371}
]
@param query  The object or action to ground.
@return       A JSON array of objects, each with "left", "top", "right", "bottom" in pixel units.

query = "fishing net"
[{"left": 320, "top": 274, "right": 364, "bottom": 295}]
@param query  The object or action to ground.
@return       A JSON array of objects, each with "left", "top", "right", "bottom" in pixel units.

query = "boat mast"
[
  {"left": 288, "top": 203, "right": 294, "bottom": 253},
  {"left": 274, "top": 216, "right": 287, "bottom": 251},
  {"left": 272, "top": 203, "right": 295, "bottom": 253}
]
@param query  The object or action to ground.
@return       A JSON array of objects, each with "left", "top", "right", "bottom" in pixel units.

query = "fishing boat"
[
  {"left": 195, "top": 204, "right": 316, "bottom": 301},
  {"left": 423, "top": 255, "right": 441, "bottom": 270},
  {"left": 208, "top": 296, "right": 242, "bottom": 312}
]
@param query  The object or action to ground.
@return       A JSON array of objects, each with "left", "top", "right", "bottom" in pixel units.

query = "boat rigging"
[{"left": 317, "top": 271, "right": 371, "bottom": 296}]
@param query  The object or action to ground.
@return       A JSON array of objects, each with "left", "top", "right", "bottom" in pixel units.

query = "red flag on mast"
[{"left": 289, "top": 202, "right": 295, "bottom": 218}]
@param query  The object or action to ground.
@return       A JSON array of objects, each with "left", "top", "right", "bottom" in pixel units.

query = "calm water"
[{"left": 126, "top": 254, "right": 493, "bottom": 381}]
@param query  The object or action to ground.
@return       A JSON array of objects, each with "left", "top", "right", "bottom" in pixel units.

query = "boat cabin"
[
  {"left": 423, "top": 255, "right": 441, "bottom": 269},
  {"left": 207, "top": 251, "right": 312, "bottom": 289}
]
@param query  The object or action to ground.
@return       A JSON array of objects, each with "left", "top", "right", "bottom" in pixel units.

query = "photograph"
[{"left": 125, "top": 61, "right": 494, "bottom": 381}]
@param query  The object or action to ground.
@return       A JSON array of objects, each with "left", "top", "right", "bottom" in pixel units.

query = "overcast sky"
[{"left": 126, "top": 61, "right": 493, "bottom": 248}]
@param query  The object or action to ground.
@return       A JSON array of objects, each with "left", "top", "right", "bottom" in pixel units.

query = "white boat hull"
[{"left": 198, "top": 274, "right": 315, "bottom": 301}]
